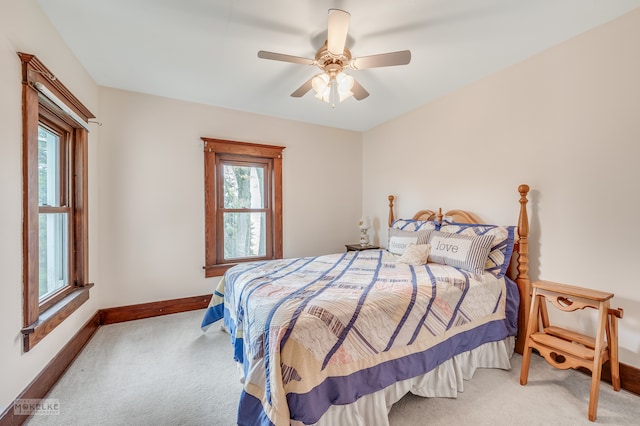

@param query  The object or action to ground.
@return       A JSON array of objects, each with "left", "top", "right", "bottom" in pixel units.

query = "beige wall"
[
  {"left": 97, "top": 88, "right": 362, "bottom": 308},
  {"left": 0, "top": 0, "right": 103, "bottom": 411},
  {"left": 363, "top": 9, "right": 640, "bottom": 367}
]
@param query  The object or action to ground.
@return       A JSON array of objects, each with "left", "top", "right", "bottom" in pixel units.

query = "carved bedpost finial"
[
  {"left": 517, "top": 185, "right": 529, "bottom": 259},
  {"left": 388, "top": 195, "right": 395, "bottom": 227},
  {"left": 517, "top": 184, "right": 530, "bottom": 285}
]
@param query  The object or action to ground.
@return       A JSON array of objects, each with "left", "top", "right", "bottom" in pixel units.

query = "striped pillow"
[
  {"left": 439, "top": 223, "right": 515, "bottom": 278},
  {"left": 388, "top": 228, "right": 432, "bottom": 255},
  {"left": 427, "top": 231, "right": 493, "bottom": 274},
  {"left": 391, "top": 219, "right": 439, "bottom": 232}
]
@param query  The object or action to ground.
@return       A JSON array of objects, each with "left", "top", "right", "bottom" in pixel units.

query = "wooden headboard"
[{"left": 387, "top": 185, "right": 531, "bottom": 354}]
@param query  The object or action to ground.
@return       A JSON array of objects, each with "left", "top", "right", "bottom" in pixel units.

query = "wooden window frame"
[
  {"left": 202, "top": 138, "right": 285, "bottom": 277},
  {"left": 19, "top": 53, "right": 95, "bottom": 352}
]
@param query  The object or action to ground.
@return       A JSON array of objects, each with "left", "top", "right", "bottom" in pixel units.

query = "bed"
[{"left": 201, "top": 184, "right": 531, "bottom": 426}]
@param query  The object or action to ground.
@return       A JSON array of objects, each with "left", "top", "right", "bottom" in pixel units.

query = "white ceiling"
[{"left": 37, "top": 0, "right": 640, "bottom": 132}]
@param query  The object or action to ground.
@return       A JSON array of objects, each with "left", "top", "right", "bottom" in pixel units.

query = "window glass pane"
[
  {"left": 223, "top": 212, "right": 266, "bottom": 260},
  {"left": 38, "top": 125, "right": 61, "bottom": 207},
  {"left": 223, "top": 164, "right": 265, "bottom": 208},
  {"left": 39, "top": 213, "right": 68, "bottom": 299}
]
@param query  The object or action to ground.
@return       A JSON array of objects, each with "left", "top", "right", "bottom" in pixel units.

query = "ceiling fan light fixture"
[
  {"left": 259, "top": 9, "right": 410, "bottom": 104},
  {"left": 312, "top": 71, "right": 355, "bottom": 104}
]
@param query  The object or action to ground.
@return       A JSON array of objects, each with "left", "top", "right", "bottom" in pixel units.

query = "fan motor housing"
[{"left": 315, "top": 42, "right": 352, "bottom": 73}]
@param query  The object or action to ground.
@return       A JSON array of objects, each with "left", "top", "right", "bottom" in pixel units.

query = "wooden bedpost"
[
  {"left": 388, "top": 195, "right": 395, "bottom": 227},
  {"left": 514, "top": 184, "right": 531, "bottom": 355}
]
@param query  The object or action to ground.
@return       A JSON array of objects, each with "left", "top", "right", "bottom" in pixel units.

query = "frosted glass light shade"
[
  {"left": 336, "top": 72, "right": 354, "bottom": 101},
  {"left": 312, "top": 73, "right": 330, "bottom": 94}
]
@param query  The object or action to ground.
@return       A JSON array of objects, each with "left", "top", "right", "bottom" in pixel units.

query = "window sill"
[
  {"left": 204, "top": 264, "right": 236, "bottom": 278},
  {"left": 21, "top": 283, "right": 94, "bottom": 352}
]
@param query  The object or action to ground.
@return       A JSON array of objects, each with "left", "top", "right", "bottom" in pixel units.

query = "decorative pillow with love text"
[
  {"left": 439, "top": 223, "right": 516, "bottom": 278},
  {"left": 427, "top": 231, "right": 493, "bottom": 274}
]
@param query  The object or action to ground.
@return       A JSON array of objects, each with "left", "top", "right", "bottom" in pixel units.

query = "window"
[
  {"left": 38, "top": 120, "right": 71, "bottom": 305},
  {"left": 202, "top": 138, "right": 285, "bottom": 277},
  {"left": 220, "top": 159, "right": 270, "bottom": 260},
  {"left": 19, "top": 53, "right": 95, "bottom": 352}
]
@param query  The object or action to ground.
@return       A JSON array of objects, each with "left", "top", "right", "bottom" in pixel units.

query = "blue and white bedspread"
[{"left": 201, "top": 249, "right": 519, "bottom": 426}]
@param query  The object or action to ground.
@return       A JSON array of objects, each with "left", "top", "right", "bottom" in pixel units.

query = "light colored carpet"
[{"left": 27, "top": 309, "right": 639, "bottom": 426}]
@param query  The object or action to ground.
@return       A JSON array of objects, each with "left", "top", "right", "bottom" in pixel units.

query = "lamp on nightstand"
[{"left": 359, "top": 216, "right": 371, "bottom": 246}]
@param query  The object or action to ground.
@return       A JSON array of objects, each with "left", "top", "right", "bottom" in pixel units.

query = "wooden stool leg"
[
  {"left": 520, "top": 290, "right": 541, "bottom": 386},
  {"left": 609, "top": 311, "right": 621, "bottom": 391},
  {"left": 588, "top": 371, "right": 602, "bottom": 422},
  {"left": 587, "top": 302, "right": 609, "bottom": 422},
  {"left": 539, "top": 297, "right": 550, "bottom": 329}
]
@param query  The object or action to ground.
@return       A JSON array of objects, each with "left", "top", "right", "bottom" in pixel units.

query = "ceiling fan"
[{"left": 257, "top": 9, "right": 411, "bottom": 106}]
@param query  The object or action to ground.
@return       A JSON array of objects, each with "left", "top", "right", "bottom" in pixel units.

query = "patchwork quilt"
[{"left": 201, "top": 249, "right": 518, "bottom": 425}]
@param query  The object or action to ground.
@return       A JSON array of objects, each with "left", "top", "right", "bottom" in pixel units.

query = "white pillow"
[
  {"left": 388, "top": 228, "right": 431, "bottom": 255},
  {"left": 397, "top": 243, "right": 431, "bottom": 265}
]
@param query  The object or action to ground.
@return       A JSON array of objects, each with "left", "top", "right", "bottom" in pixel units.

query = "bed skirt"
[{"left": 289, "top": 336, "right": 515, "bottom": 426}]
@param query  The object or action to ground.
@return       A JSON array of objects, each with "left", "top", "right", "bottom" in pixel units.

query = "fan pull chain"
[{"left": 331, "top": 79, "right": 337, "bottom": 108}]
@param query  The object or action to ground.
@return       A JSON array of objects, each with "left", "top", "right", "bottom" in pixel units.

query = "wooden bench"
[{"left": 519, "top": 280, "right": 623, "bottom": 422}]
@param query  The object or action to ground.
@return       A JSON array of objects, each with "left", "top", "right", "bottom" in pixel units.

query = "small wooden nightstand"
[
  {"left": 345, "top": 244, "right": 379, "bottom": 252},
  {"left": 519, "top": 280, "right": 623, "bottom": 422}
]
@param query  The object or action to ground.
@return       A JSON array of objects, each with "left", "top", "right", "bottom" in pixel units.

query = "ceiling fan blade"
[
  {"left": 350, "top": 50, "right": 411, "bottom": 70},
  {"left": 290, "top": 77, "right": 314, "bottom": 97},
  {"left": 352, "top": 79, "right": 369, "bottom": 100},
  {"left": 327, "top": 9, "right": 350, "bottom": 55},
  {"left": 258, "top": 50, "right": 315, "bottom": 66}
]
